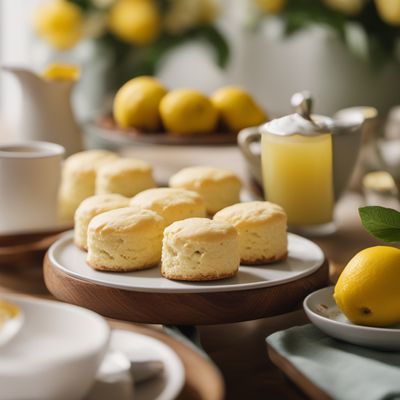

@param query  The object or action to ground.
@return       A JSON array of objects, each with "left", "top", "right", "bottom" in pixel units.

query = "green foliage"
[
  {"left": 98, "top": 25, "right": 230, "bottom": 90},
  {"left": 276, "top": 0, "right": 400, "bottom": 67},
  {"left": 282, "top": 0, "right": 347, "bottom": 39},
  {"left": 359, "top": 206, "right": 400, "bottom": 242},
  {"left": 66, "top": 0, "right": 230, "bottom": 90},
  {"left": 69, "top": 0, "right": 93, "bottom": 11}
]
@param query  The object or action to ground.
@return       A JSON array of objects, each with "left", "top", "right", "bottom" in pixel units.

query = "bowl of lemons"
[
  {"left": 86, "top": 76, "right": 268, "bottom": 147},
  {"left": 304, "top": 246, "right": 400, "bottom": 351}
]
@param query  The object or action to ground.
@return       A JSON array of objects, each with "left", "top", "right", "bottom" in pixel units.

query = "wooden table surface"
[
  {"left": 0, "top": 192, "right": 382, "bottom": 400},
  {"left": 199, "top": 192, "right": 381, "bottom": 400}
]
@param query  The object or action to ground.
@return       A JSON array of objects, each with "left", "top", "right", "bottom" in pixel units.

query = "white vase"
[
  {"left": 234, "top": 20, "right": 400, "bottom": 116},
  {"left": 32, "top": 40, "right": 113, "bottom": 122}
]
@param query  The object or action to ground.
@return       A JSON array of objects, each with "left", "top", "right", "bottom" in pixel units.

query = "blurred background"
[{"left": 1, "top": 0, "right": 400, "bottom": 135}]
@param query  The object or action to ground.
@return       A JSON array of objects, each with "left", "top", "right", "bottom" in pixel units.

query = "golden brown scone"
[
  {"left": 59, "top": 150, "right": 119, "bottom": 222},
  {"left": 169, "top": 166, "right": 241, "bottom": 214},
  {"left": 130, "top": 187, "right": 206, "bottom": 226},
  {"left": 95, "top": 158, "right": 155, "bottom": 197},
  {"left": 87, "top": 207, "right": 165, "bottom": 272},
  {"left": 214, "top": 201, "right": 287, "bottom": 265},
  {"left": 74, "top": 193, "right": 130, "bottom": 251},
  {"left": 161, "top": 217, "right": 240, "bottom": 281}
]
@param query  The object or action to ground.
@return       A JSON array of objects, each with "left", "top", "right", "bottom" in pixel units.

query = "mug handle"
[{"left": 237, "top": 127, "right": 262, "bottom": 168}]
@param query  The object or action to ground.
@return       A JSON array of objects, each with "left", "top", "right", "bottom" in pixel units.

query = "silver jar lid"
[{"left": 260, "top": 91, "right": 332, "bottom": 137}]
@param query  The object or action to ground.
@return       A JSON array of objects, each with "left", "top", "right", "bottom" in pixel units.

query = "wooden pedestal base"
[{"left": 44, "top": 255, "right": 329, "bottom": 325}]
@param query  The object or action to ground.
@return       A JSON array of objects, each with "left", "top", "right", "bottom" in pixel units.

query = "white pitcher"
[
  {"left": 1, "top": 66, "right": 83, "bottom": 157},
  {"left": 238, "top": 92, "right": 378, "bottom": 235}
]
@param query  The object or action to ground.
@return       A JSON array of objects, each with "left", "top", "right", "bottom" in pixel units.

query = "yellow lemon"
[
  {"left": 375, "top": 0, "right": 400, "bottom": 25},
  {"left": 159, "top": 89, "right": 218, "bottom": 135},
  {"left": 211, "top": 86, "right": 267, "bottom": 132},
  {"left": 363, "top": 171, "right": 396, "bottom": 192},
  {"left": 108, "top": 0, "right": 161, "bottom": 45},
  {"left": 113, "top": 76, "right": 167, "bottom": 131},
  {"left": 42, "top": 63, "right": 80, "bottom": 81},
  {"left": 0, "top": 300, "right": 20, "bottom": 327},
  {"left": 323, "top": 0, "right": 365, "bottom": 15},
  {"left": 33, "top": 0, "right": 83, "bottom": 51},
  {"left": 199, "top": 0, "right": 220, "bottom": 24},
  {"left": 334, "top": 246, "right": 400, "bottom": 327},
  {"left": 256, "top": 0, "right": 286, "bottom": 13}
]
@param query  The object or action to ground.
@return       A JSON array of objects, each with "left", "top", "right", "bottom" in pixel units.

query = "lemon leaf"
[{"left": 359, "top": 206, "right": 400, "bottom": 242}]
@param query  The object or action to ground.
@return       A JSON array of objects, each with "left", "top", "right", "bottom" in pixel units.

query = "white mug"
[{"left": 0, "top": 141, "right": 65, "bottom": 234}]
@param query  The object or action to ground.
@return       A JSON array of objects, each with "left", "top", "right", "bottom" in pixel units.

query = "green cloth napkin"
[{"left": 267, "top": 325, "right": 400, "bottom": 400}]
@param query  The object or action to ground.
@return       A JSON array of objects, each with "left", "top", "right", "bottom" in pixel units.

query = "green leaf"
[
  {"left": 359, "top": 206, "right": 400, "bottom": 242},
  {"left": 68, "top": 0, "right": 92, "bottom": 11},
  {"left": 193, "top": 25, "right": 230, "bottom": 68},
  {"left": 277, "top": 0, "right": 400, "bottom": 67}
]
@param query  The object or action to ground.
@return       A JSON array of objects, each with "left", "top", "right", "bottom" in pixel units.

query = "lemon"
[
  {"left": 256, "top": 0, "right": 286, "bottom": 13},
  {"left": 108, "top": 0, "right": 161, "bottom": 45},
  {"left": 159, "top": 89, "right": 218, "bottom": 135},
  {"left": 164, "top": 0, "right": 218, "bottom": 34},
  {"left": 43, "top": 63, "right": 80, "bottom": 81},
  {"left": 211, "top": 86, "right": 267, "bottom": 132},
  {"left": 362, "top": 171, "right": 396, "bottom": 192},
  {"left": 323, "top": 0, "right": 364, "bottom": 15},
  {"left": 334, "top": 246, "right": 400, "bottom": 327},
  {"left": 33, "top": 0, "right": 83, "bottom": 51},
  {"left": 375, "top": 0, "right": 400, "bottom": 26},
  {"left": 0, "top": 300, "right": 20, "bottom": 327},
  {"left": 113, "top": 76, "right": 167, "bottom": 131}
]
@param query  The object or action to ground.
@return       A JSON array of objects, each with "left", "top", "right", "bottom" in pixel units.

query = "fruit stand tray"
[
  {"left": 85, "top": 116, "right": 239, "bottom": 146},
  {"left": 44, "top": 231, "right": 329, "bottom": 325},
  {"left": 0, "top": 227, "right": 71, "bottom": 266}
]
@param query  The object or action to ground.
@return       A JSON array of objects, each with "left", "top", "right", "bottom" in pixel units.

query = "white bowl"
[
  {"left": 304, "top": 286, "right": 400, "bottom": 351},
  {"left": 0, "top": 295, "right": 110, "bottom": 400}
]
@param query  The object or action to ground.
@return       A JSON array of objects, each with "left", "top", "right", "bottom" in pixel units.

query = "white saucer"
[
  {"left": 108, "top": 330, "right": 184, "bottom": 400},
  {"left": 304, "top": 286, "right": 400, "bottom": 351},
  {"left": 48, "top": 230, "right": 324, "bottom": 294}
]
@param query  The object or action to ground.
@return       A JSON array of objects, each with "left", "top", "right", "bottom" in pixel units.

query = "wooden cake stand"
[
  {"left": 44, "top": 231, "right": 329, "bottom": 325},
  {"left": 85, "top": 117, "right": 239, "bottom": 147}
]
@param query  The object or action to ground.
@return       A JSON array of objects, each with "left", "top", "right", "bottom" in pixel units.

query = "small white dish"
[
  {"left": 108, "top": 330, "right": 184, "bottom": 400},
  {"left": 304, "top": 286, "right": 400, "bottom": 351},
  {"left": 0, "top": 300, "right": 24, "bottom": 347},
  {"left": 49, "top": 230, "right": 324, "bottom": 294},
  {"left": 0, "top": 294, "right": 110, "bottom": 400}
]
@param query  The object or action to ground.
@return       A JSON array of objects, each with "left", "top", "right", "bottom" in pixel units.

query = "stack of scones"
[{"left": 65, "top": 150, "right": 288, "bottom": 282}]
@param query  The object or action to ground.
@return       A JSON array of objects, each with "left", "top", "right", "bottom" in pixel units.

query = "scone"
[
  {"left": 95, "top": 158, "right": 155, "bottom": 197},
  {"left": 130, "top": 187, "right": 206, "bottom": 226},
  {"left": 161, "top": 218, "right": 240, "bottom": 281},
  {"left": 213, "top": 201, "right": 288, "bottom": 265},
  {"left": 74, "top": 193, "right": 130, "bottom": 251},
  {"left": 87, "top": 207, "right": 165, "bottom": 272},
  {"left": 169, "top": 166, "right": 241, "bottom": 214},
  {"left": 59, "top": 150, "right": 119, "bottom": 222}
]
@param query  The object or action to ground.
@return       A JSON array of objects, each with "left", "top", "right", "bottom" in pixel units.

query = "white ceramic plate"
[
  {"left": 304, "top": 286, "right": 400, "bottom": 351},
  {"left": 0, "top": 294, "right": 109, "bottom": 400},
  {"left": 48, "top": 230, "right": 324, "bottom": 294},
  {"left": 108, "top": 330, "right": 184, "bottom": 400}
]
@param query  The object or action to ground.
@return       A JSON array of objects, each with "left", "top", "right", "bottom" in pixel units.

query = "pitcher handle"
[{"left": 237, "top": 127, "right": 262, "bottom": 167}]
